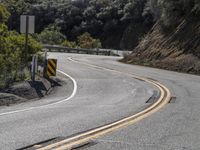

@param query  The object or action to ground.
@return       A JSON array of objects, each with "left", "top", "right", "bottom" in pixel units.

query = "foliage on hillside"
[
  {"left": 62, "top": 40, "right": 77, "bottom": 49},
  {"left": 36, "top": 26, "right": 66, "bottom": 45},
  {"left": 2, "top": 0, "right": 154, "bottom": 49},
  {"left": 0, "top": 4, "right": 41, "bottom": 88},
  {"left": 150, "top": 0, "right": 200, "bottom": 28},
  {"left": 77, "top": 32, "right": 102, "bottom": 49}
]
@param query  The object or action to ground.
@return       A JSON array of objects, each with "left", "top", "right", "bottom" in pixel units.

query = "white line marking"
[{"left": 0, "top": 70, "right": 77, "bottom": 116}]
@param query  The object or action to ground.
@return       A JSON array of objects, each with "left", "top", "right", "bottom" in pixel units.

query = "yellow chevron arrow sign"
[{"left": 47, "top": 59, "right": 57, "bottom": 77}]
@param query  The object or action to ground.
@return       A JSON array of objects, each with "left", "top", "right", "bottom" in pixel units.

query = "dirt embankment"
[
  {"left": 122, "top": 14, "right": 200, "bottom": 74},
  {"left": 0, "top": 77, "right": 65, "bottom": 106}
]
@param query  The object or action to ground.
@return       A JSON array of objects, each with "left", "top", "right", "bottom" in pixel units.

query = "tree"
[
  {"left": 2, "top": 0, "right": 31, "bottom": 31},
  {"left": 62, "top": 40, "right": 77, "bottom": 48},
  {"left": 77, "top": 32, "right": 102, "bottom": 49},
  {"left": 2, "top": 0, "right": 155, "bottom": 49},
  {"left": 37, "top": 26, "right": 66, "bottom": 45},
  {"left": 0, "top": 4, "right": 10, "bottom": 23},
  {"left": 193, "top": 0, "right": 200, "bottom": 13}
]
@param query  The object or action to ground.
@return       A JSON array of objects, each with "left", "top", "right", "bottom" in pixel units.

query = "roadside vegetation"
[
  {"left": 77, "top": 32, "right": 102, "bottom": 49},
  {"left": 0, "top": 1, "right": 104, "bottom": 89},
  {"left": 62, "top": 32, "right": 102, "bottom": 49},
  {"left": 0, "top": 4, "right": 41, "bottom": 88},
  {"left": 35, "top": 26, "right": 102, "bottom": 49}
]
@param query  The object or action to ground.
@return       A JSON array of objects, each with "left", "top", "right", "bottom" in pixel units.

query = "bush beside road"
[{"left": 0, "top": 4, "right": 42, "bottom": 88}]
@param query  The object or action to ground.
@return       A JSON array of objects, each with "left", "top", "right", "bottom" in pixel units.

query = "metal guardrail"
[
  {"left": 43, "top": 45, "right": 132, "bottom": 56},
  {"left": 43, "top": 45, "right": 112, "bottom": 56}
]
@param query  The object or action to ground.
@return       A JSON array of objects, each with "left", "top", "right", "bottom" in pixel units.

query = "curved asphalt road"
[
  {"left": 0, "top": 53, "right": 156, "bottom": 150},
  {"left": 0, "top": 53, "right": 200, "bottom": 150},
  {"left": 70, "top": 54, "right": 200, "bottom": 150}
]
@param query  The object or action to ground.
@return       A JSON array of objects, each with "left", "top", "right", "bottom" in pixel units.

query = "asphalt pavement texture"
[{"left": 0, "top": 53, "right": 200, "bottom": 150}]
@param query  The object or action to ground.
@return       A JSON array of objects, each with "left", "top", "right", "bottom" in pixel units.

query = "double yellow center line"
[{"left": 37, "top": 58, "right": 171, "bottom": 150}]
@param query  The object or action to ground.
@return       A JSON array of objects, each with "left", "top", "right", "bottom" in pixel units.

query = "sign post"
[
  {"left": 25, "top": 16, "right": 29, "bottom": 61},
  {"left": 20, "top": 15, "right": 35, "bottom": 62},
  {"left": 20, "top": 15, "right": 35, "bottom": 81}
]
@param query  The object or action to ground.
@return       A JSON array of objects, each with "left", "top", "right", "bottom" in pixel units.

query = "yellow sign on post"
[{"left": 47, "top": 59, "right": 57, "bottom": 77}]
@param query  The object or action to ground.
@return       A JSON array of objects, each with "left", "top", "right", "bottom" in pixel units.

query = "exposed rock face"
[
  {"left": 122, "top": 0, "right": 200, "bottom": 74},
  {"left": 123, "top": 13, "right": 200, "bottom": 74}
]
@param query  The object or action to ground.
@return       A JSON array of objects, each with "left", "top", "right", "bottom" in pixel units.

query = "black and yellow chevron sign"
[{"left": 47, "top": 59, "right": 57, "bottom": 77}]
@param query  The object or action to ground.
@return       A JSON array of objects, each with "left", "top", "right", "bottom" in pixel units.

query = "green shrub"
[
  {"left": 0, "top": 32, "right": 42, "bottom": 88},
  {"left": 62, "top": 40, "right": 77, "bottom": 48},
  {"left": 0, "top": 4, "right": 42, "bottom": 88},
  {"left": 37, "top": 27, "right": 66, "bottom": 45},
  {"left": 77, "top": 32, "right": 102, "bottom": 49},
  {"left": 0, "top": 4, "right": 10, "bottom": 23}
]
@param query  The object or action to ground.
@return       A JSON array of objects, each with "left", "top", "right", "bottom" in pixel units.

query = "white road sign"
[{"left": 20, "top": 15, "right": 35, "bottom": 34}]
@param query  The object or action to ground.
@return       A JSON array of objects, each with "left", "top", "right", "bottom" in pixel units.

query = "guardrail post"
[
  {"left": 31, "top": 55, "right": 36, "bottom": 81},
  {"left": 43, "top": 50, "right": 48, "bottom": 78},
  {"left": 97, "top": 49, "right": 99, "bottom": 55}
]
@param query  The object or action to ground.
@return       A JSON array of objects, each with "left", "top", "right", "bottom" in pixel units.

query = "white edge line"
[{"left": 0, "top": 70, "right": 77, "bottom": 116}]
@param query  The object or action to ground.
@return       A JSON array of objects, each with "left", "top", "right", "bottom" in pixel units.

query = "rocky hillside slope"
[{"left": 123, "top": 1, "right": 200, "bottom": 74}]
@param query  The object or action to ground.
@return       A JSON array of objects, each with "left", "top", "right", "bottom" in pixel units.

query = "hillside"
[
  {"left": 123, "top": 0, "right": 200, "bottom": 74},
  {"left": 2, "top": 0, "right": 154, "bottom": 49}
]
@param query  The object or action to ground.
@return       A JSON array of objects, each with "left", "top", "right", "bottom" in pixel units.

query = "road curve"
[
  {"left": 67, "top": 54, "right": 200, "bottom": 150},
  {"left": 0, "top": 53, "right": 158, "bottom": 150},
  {"left": 34, "top": 57, "right": 170, "bottom": 150},
  {"left": 0, "top": 53, "right": 199, "bottom": 150}
]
